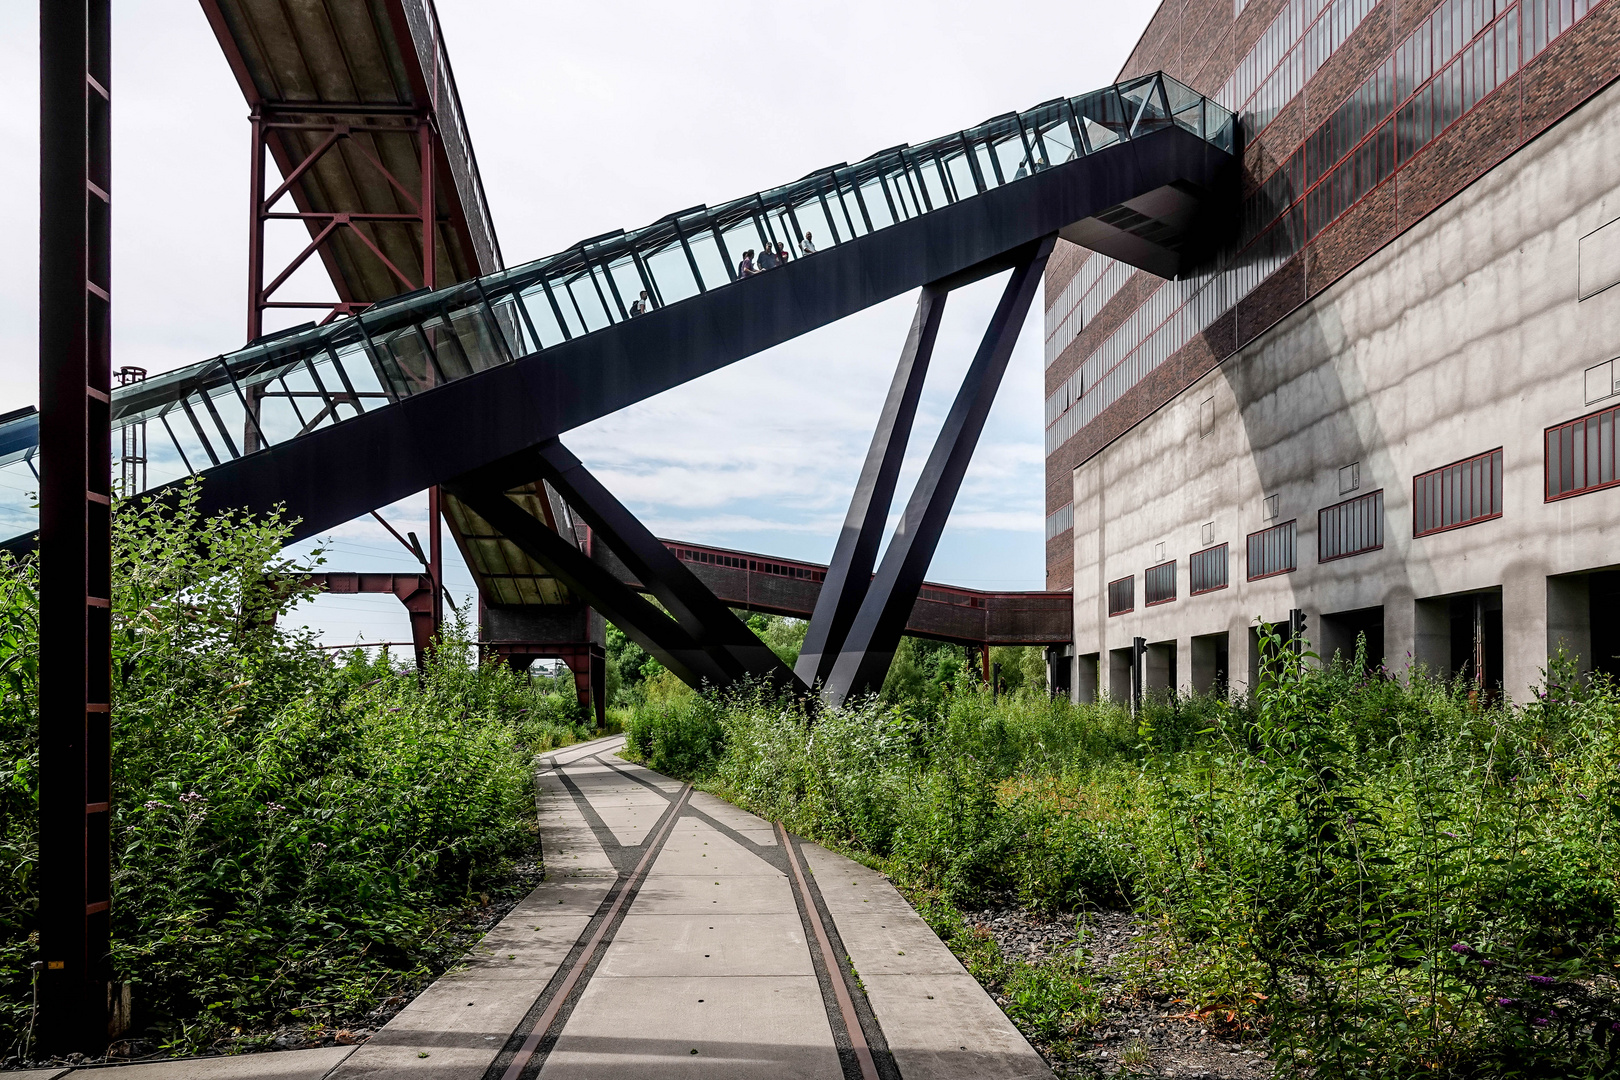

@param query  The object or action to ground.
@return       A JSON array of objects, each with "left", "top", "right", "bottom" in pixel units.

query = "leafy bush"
[{"left": 1, "top": 486, "right": 596, "bottom": 1058}]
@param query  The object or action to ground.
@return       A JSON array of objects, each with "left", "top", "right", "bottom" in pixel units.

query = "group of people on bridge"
[
  {"left": 737, "top": 231, "right": 818, "bottom": 278},
  {"left": 624, "top": 231, "right": 821, "bottom": 317}
]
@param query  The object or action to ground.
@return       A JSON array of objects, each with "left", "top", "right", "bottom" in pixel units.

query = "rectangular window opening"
[
  {"left": 1107, "top": 575, "right": 1135, "bottom": 616},
  {"left": 1247, "top": 520, "right": 1297, "bottom": 580},
  {"left": 1414, "top": 447, "right": 1503, "bottom": 533},
  {"left": 1145, "top": 560, "right": 1177, "bottom": 606}
]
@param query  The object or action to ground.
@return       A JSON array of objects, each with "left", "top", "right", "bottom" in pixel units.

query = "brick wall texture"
[{"left": 1042, "top": 0, "right": 1620, "bottom": 588}]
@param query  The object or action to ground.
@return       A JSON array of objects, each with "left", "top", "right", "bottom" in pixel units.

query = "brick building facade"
[{"left": 1046, "top": 0, "right": 1620, "bottom": 698}]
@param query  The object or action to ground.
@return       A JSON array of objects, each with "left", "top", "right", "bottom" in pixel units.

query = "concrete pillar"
[
  {"left": 1413, "top": 596, "right": 1451, "bottom": 680},
  {"left": 1502, "top": 569, "right": 1548, "bottom": 703},
  {"left": 1546, "top": 574, "right": 1593, "bottom": 677},
  {"left": 1228, "top": 613, "right": 1257, "bottom": 697},
  {"left": 1175, "top": 634, "right": 1195, "bottom": 694},
  {"left": 1075, "top": 652, "right": 1100, "bottom": 704},
  {"left": 1145, "top": 640, "right": 1174, "bottom": 694},
  {"left": 1385, "top": 587, "right": 1416, "bottom": 680},
  {"left": 1108, "top": 647, "right": 1133, "bottom": 703}
]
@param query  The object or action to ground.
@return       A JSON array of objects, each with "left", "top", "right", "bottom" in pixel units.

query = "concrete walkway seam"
[
  {"left": 779, "top": 822, "right": 881, "bottom": 1080},
  {"left": 491, "top": 782, "right": 693, "bottom": 1080}
]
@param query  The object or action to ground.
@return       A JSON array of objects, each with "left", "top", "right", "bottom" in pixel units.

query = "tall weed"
[{"left": 620, "top": 636, "right": 1620, "bottom": 1077}]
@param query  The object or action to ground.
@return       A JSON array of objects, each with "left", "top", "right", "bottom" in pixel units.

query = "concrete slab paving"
[
  {"left": 628, "top": 871, "right": 798, "bottom": 915},
  {"left": 68, "top": 1047, "right": 356, "bottom": 1079},
  {"left": 654, "top": 818, "right": 786, "bottom": 876},
  {"left": 538, "top": 975, "right": 842, "bottom": 1080},
  {"left": 802, "top": 842, "right": 1054, "bottom": 1080},
  {"left": 9, "top": 1070, "right": 72, "bottom": 1079},
  {"left": 861, "top": 973, "right": 1054, "bottom": 1080},
  {"left": 827, "top": 912, "right": 969, "bottom": 975},
  {"left": 802, "top": 844, "right": 919, "bottom": 915},
  {"left": 595, "top": 913, "right": 814, "bottom": 977},
  {"left": 603, "top": 759, "right": 683, "bottom": 793},
  {"left": 687, "top": 790, "right": 781, "bottom": 838},
  {"left": 328, "top": 738, "right": 620, "bottom": 1080}
]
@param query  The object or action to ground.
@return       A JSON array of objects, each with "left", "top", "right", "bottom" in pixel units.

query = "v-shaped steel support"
[
  {"left": 796, "top": 284, "right": 946, "bottom": 689},
  {"left": 532, "top": 439, "right": 805, "bottom": 694},
  {"left": 444, "top": 478, "right": 731, "bottom": 689},
  {"left": 821, "top": 235, "right": 1055, "bottom": 706}
]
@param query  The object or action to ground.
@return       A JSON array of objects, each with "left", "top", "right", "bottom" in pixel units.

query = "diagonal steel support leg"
[
  {"left": 533, "top": 439, "right": 806, "bottom": 695},
  {"left": 796, "top": 284, "right": 946, "bottom": 689},
  {"left": 822, "top": 235, "right": 1055, "bottom": 706},
  {"left": 444, "top": 479, "right": 730, "bottom": 689}
]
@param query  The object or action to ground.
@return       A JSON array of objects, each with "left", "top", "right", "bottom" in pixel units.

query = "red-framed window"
[
  {"left": 1246, "top": 520, "right": 1297, "bottom": 581},
  {"left": 1189, "top": 543, "right": 1229, "bottom": 595},
  {"left": 1144, "top": 561, "right": 1177, "bottom": 606},
  {"left": 1547, "top": 406, "right": 1620, "bottom": 501},
  {"left": 1319, "top": 489, "right": 1384, "bottom": 562},
  {"left": 1414, "top": 447, "right": 1502, "bottom": 534},
  {"left": 1107, "top": 576, "right": 1134, "bottom": 616}
]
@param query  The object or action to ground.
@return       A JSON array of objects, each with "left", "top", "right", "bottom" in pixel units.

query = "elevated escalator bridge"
[{"left": 4, "top": 70, "right": 1233, "bottom": 706}]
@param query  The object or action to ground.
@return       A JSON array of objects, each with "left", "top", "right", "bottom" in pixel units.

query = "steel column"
[
  {"left": 822, "top": 237, "right": 1054, "bottom": 706},
  {"left": 445, "top": 481, "right": 730, "bottom": 688},
  {"left": 532, "top": 440, "right": 803, "bottom": 694},
  {"left": 796, "top": 285, "right": 944, "bottom": 689},
  {"left": 38, "top": 0, "right": 114, "bottom": 1050},
  {"left": 428, "top": 486, "right": 443, "bottom": 633}
]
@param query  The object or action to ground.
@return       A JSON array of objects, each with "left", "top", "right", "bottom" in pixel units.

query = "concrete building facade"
[{"left": 1043, "top": 0, "right": 1620, "bottom": 699}]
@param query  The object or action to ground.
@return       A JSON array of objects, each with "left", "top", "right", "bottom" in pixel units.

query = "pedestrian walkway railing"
[{"left": 0, "top": 72, "right": 1230, "bottom": 540}]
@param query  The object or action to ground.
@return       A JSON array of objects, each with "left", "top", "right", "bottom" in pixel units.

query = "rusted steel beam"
[{"left": 37, "top": 0, "right": 114, "bottom": 1050}]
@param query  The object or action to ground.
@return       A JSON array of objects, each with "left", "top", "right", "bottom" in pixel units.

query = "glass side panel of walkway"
[{"left": 0, "top": 72, "right": 1230, "bottom": 540}]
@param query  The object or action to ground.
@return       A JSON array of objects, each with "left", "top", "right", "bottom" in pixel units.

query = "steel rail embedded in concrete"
[{"left": 27, "top": 734, "right": 1051, "bottom": 1079}]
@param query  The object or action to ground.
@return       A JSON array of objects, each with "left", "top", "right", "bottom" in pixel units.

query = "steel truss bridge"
[{"left": 27, "top": 1, "right": 1235, "bottom": 1044}]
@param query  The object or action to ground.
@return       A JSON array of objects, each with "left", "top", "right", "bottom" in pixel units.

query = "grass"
[{"left": 621, "top": 639, "right": 1620, "bottom": 1079}]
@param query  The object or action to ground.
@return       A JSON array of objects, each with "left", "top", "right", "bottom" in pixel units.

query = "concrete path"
[{"left": 31, "top": 734, "right": 1051, "bottom": 1080}]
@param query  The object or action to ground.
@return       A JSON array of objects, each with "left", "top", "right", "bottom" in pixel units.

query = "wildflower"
[
  {"left": 1497, "top": 998, "right": 1517, "bottom": 1006},
  {"left": 1450, "top": 942, "right": 1472, "bottom": 954},
  {"left": 1481, "top": 959, "right": 1496, "bottom": 967},
  {"left": 179, "top": 791, "right": 205, "bottom": 804},
  {"left": 1442, "top": 831, "right": 1459, "bottom": 839},
  {"left": 1611, "top": 1022, "right": 1620, "bottom": 1032},
  {"left": 1527, "top": 975, "right": 1557, "bottom": 986},
  {"left": 1533, "top": 1017, "right": 1550, "bottom": 1027},
  {"left": 143, "top": 800, "right": 168, "bottom": 811},
  {"left": 314, "top": 841, "right": 327, "bottom": 850},
  {"left": 265, "top": 802, "right": 287, "bottom": 815}
]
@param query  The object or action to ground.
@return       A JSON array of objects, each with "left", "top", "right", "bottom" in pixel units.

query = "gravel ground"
[{"left": 960, "top": 899, "right": 1271, "bottom": 1079}]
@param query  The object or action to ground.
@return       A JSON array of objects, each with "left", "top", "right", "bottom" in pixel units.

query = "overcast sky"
[{"left": 0, "top": 0, "right": 1155, "bottom": 647}]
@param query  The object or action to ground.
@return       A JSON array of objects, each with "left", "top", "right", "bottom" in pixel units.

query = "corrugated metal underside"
[
  {"left": 206, "top": 0, "right": 483, "bottom": 299},
  {"left": 442, "top": 486, "right": 574, "bottom": 607}
]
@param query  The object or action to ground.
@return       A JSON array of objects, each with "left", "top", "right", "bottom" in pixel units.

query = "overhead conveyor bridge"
[{"left": 1, "top": 71, "right": 1234, "bottom": 703}]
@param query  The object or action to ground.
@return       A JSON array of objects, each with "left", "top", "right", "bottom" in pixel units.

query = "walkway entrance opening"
[
  {"left": 1415, "top": 589, "right": 1503, "bottom": 689},
  {"left": 1320, "top": 605, "right": 1384, "bottom": 672},
  {"left": 1590, "top": 571, "right": 1620, "bottom": 681},
  {"left": 1190, "top": 631, "right": 1228, "bottom": 694}
]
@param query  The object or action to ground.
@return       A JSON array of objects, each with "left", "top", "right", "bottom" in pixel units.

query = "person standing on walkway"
[
  {"left": 738, "top": 250, "right": 756, "bottom": 277},
  {"left": 775, "top": 241, "right": 791, "bottom": 266},
  {"left": 757, "top": 244, "right": 779, "bottom": 271},
  {"left": 800, "top": 232, "right": 816, "bottom": 256}
]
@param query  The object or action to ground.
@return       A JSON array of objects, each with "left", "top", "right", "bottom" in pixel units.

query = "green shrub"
[
  {"left": 615, "top": 631, "right": 1620, "bottom": 1078},
  {"left": 0, "top": 485, "right": 594, "bottom": 1057}
]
